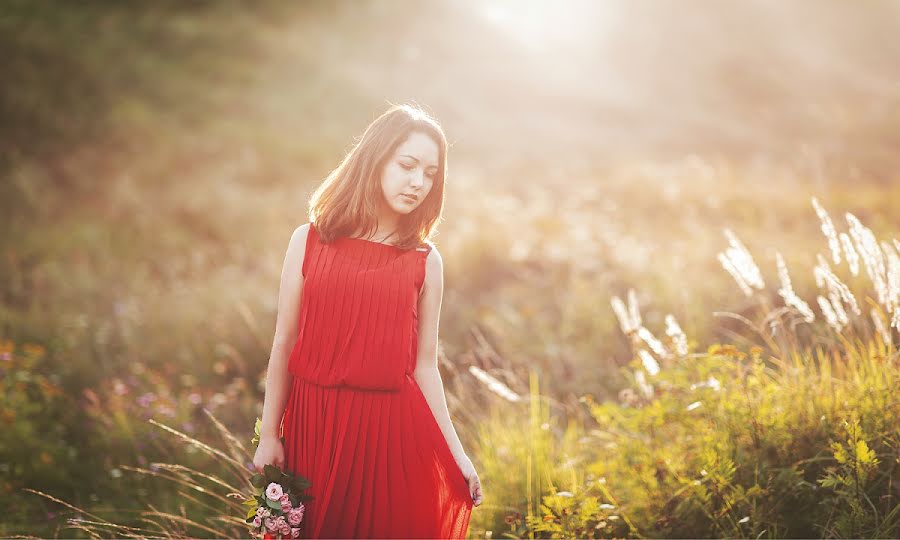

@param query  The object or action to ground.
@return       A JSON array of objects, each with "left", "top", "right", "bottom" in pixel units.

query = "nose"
[{"left": 409, "top": 170, "right": 424, "bottom": 189}]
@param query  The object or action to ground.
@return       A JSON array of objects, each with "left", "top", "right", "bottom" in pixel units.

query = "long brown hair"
[{"left": 308, "top": 103, "right": 448, "bottom": 251}]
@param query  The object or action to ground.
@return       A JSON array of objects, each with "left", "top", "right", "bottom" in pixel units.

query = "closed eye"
[{"left": 400, "top": 161, "right": 437, "bottom": 178}]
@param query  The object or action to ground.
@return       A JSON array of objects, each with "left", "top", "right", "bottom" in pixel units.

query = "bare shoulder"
[
  {"left": 282, "top": 223, "right": 312, "bottom": 276},
  {"left": 423, "top": 242, "right": 443, "bottom": 280},
  {"left": 288, "top": 223, "right": 311, "bottom": 252}
]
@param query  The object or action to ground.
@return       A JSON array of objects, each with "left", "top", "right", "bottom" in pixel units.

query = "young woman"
[{"left": 252, "top": 103, "right": 483, "bottom": 539}]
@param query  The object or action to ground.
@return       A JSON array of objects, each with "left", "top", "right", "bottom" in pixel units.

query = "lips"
[{"left": 401, "top": 194, "right": 418, "bottom": 202}]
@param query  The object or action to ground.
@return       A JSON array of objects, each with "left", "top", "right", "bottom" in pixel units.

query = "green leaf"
[
  {"left": 293, "top": 476, "right": 312, "bottom": 491},
  {"left": 263, "top": 464, "right": 280, "bottom": 482},
  {"left": 266, "top": 497, "right": 282, "bottom": 510},
  {"left": 250, "top": 473, "right": 266, "bottom": 488}
]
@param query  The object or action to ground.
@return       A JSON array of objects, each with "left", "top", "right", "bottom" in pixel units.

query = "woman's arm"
[
  {"left": 413, "top": 247, "right": 468, "bottom": 462},
  {"left": 258, "top": 224, "right": 309, "bottom": 442}
]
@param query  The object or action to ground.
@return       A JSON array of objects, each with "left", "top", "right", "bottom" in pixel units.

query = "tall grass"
[
  {"left": 463, "top": 197, "right": 899, "bottom": 538},
  {"left": 24, "top": 408, "right": 257, "bottom": 539}
]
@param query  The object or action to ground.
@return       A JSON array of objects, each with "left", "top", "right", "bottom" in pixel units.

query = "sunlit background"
[{"left": 2, "top": 1, "right": 899, "bottom": 537}]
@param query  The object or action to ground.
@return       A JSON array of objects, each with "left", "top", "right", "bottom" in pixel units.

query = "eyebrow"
[{"left": 400, "top": 154, "right": 438, "bottom": 170}]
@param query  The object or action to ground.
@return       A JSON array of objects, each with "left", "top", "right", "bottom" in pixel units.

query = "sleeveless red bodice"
[{"left": 286, "top": 221, "right": 431, "bottom": 391}]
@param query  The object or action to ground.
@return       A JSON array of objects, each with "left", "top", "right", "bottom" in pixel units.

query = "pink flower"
[
  {"left": 280, "top": 525, "right": 291, "bottom": 536},
  {"left": 264, "top": 517, "right": 277, "bottom": 531},
  {"left": 280, "top": 493, "right": 291, "bottom": 505},
  {"left": 256, "top": 507, "right": 268, "bottom": 517},
  {"left": 252, "top": 516, "right": 262, "bottom": 528},
  {"left": 291, "top": 527, "right": 301, "bottom": 538},
  {"left": 275, "top": 516, "right": 287, "bottom": 528},
  {"left": 287, "top": 510, "right": 302, "bottom": 526},
  {"left": 265, "top": 482, "right": 284, "bottom": 501}
]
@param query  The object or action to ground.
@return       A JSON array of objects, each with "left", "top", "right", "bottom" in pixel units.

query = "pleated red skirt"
[{"left": 281, "top": 372, "right": 473, "bottom": 539}]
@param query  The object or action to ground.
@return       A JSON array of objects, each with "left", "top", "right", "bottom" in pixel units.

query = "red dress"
[{"left": 280, "top": 222, "right": 474, "bottom": 539}]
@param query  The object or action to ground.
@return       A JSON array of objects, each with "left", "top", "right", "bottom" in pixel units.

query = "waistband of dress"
[{"left": 290, "top": 373, "right": 406, "bottom": 394}]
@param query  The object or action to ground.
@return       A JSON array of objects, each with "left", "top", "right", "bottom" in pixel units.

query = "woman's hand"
[
  {"left": 252, "top": 435, "right": 285, "bottom": 472},
  {"left": 455, "top": 455, "right": 483, "bottom": 507}
]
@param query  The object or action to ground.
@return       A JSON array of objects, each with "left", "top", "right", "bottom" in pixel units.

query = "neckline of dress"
[{"left": 341, "top": 236, "right": 403, "bottom": 249}]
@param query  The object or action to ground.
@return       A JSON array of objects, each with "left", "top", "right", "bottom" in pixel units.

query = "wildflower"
[
  {"left": 156, "top": 404, "right": 176, "bottom": 418},
  {"left": 265, "top": 482, "right": 284, "bottom": 501},
  {"left": 136, "top": 393, "right": 157, "bottom": 408},
  {"left": 112, "top": 379, "right": 129, "bottom": 396},
  {"left": 618, "top": 388, "right": 639, "bottom": 407}
]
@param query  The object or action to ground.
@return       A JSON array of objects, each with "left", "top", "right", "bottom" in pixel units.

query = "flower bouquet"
[{"left": 243, "top": 418, "right": 313, "bottom": 539}]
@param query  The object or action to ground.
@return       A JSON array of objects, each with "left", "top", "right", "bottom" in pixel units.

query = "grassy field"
[{"left": 2, "top": 1, "right": 899, "bottom": 538}]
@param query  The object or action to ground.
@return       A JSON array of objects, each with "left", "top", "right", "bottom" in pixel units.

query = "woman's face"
[{"left": 379, "top": 131, "right": 439, "bottom": 216}]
